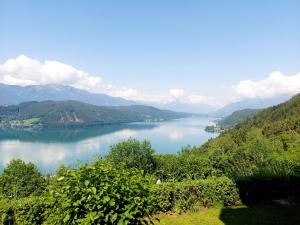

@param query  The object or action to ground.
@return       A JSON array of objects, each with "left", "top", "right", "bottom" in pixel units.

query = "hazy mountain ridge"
[
  {"left": 213, "top": 94, "right": 292, "bottom": 117},
  {"left": 0, "top": 84, "right": 216, "bottom": 114},
  {"left": 0, "top": 83, "right": 136, "bottom": 106},
  {"left": 0, "top": 83, "right": 295, "bottom": 115},
  {"left": 0, "top": 100, "right": 188, "bottom": 127},
  {"left": 149, "top": 101, "right": 217, "bottom": 115}
]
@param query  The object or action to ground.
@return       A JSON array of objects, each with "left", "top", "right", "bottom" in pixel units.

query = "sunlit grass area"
[
  {"left": 157, "top": 201, "right": 300, "bottom": 225},
  {"left": 156, "top": 207, "right": 224, "bottom": 225}
]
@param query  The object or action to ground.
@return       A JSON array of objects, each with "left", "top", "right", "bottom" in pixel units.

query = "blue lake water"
[{"left": 0, "top": 116, "right": 218, "bottom": 172}]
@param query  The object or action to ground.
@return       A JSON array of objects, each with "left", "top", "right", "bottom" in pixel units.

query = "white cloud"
[
  {"left": 110, "top": 87, "right": 138, "bottom": 99},
  {"left": 232, "top": 71, "right": 300, "bottom": 99},
  {"left": 0, "top": 55, "right": 102, "bottom": 93},
  {"left": 0, "top": 55, "right": 220, "bottom": 107},
  {"left": 110, "top": 87, "right": 169, "bottom": 103},
  {"left": 109, "top": 86, "right": 218, "bottom": 106},
  {"left": 183, "top": 95, "right": 215, "bottom": 104},
  {"left": 169, "top": 89, "right": 185, "bottom": 98}
]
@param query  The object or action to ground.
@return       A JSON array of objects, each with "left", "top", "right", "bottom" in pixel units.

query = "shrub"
[
  {"left": 0, "top": 159, "right": 46, "bottom": 199},
  {"left": 154, "top": 154, "right": 222, "bottom": 182},
  {"left": 51, "top": 162, "right": 155, "bottom": 225},
  {"left": 151, "top": 176, "right": 240, "bottom": 213},
  {"left": 107, "top": 138, "right": 156, "bottom": 173},
  {"left": 236, "top": 175, "right": 300, "bottom": 203},
  {"left": 0, "top": 196, "right": 52, "bottom": 225}
]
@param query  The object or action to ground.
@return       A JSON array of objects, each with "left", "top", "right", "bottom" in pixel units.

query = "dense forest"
[
  {"left": 0, "top": 94, "right": 300, "bottom": 224},
  {"left": 205, "top": 108, "right": 261, "bottom": 133},
  {"left": 0, "top": 100, "right": 188, "bottom": 127},
  {"left": 217, "top": 108, "right": 261, "bottom": 129}
]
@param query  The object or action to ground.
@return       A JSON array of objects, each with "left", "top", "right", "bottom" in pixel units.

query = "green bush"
[
  {"left": 51, "top": 162, "right": 155, "bottom": 225},
  {"left": 154, "top": 154, "right": 222, "bottom": 182},
  {"left": 107, "top": 138, "right": 156, "bottom": 173},
  {"left": 0, "top": 159, "right": 46, "bottom": 199},
  {"left": 0, "top": 196, "right": 52, "bottom": 225},
  {"left": 236, "top": 175, "right": 300, "bottom": 203},
  {"left": 152, "top": 176, "right": 240, "bottom": 213}
]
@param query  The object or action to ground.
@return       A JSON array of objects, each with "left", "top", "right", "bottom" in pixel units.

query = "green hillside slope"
[
  {"left": 218, "top": 108, "right": 261, "bottom": 129},
  {"left": 197, "top": 94, "right": 300, "bottom": 178},
  {"left": 0, "top": 100, "right": 188, "bottom": 127},
  {"left": 205, "top": 108, "right": 261, "bottom": 133}
]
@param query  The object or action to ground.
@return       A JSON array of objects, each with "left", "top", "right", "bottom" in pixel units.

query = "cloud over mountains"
[
  {"left": 0, "top": 55, "right": 299, "bottom": 107},
  {"left": 0, "top": 55, "right": 102, "bottom": 93},
  {"left": 232, "top": 71, "right": 300, "bottom": 99}
]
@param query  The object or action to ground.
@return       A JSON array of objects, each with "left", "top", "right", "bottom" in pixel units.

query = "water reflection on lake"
[{"left": 0, "top": 117, "right": 218, "bottom": 172}]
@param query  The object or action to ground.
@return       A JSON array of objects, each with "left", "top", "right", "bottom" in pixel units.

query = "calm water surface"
[{"left": 0, "top": 117, "right": 218, "bottom": 172}]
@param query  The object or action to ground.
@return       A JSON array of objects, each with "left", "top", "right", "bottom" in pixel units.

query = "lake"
[{"left": 0, "top": 116, "right": 218, "bottom": 172}]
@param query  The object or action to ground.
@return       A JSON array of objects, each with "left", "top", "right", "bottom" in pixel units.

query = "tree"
[
  {"left": 107, "top": 138, "right": 156, "bottom": 173},
  {"left": 0, "top": 159, "right": 46, "bottom": 198}
]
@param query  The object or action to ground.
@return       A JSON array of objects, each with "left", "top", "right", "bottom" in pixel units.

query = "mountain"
[
  {"left": 147, "top": 101, "right": 216, "bottom": 115},
  {"left": 213, "top": 95, "right": 292, "bottom": 117},
  {"left": 217, "top": 108, "right": 262, "bottom": 129},
  {"left": 0, "top": 83, "right": 216, "bottom": 114},
  {"left": 0, "top": 100, "right": 188, "bottom": 127},
  {"left": 0, "top": 83, "right": 135, "bottom": 106},
  {"left": 237, "top": 94, "right": 300, "bottom": 131},
  {"left": 196, "top": 93, "right": 300, "bottom": 178}
]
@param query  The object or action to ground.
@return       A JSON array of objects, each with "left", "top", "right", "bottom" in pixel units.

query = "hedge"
[
  {"left": 0, "top": 196, "right": 52, "bottom": 225},
  {"left": 236, "top": 175, "right": 300, "bottom": 203},
  {"left": 151, "top": 176, "right": 240, "bottom": 212},
  {"left": 0, "top": 176, "right": 240, "bottom": 224}
]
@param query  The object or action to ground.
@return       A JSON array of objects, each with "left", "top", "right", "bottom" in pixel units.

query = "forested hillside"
[
  {"left": 217, "top": 108, "right": 261, "bottom": 129},
  {"left": 0, "top": 100, "right": 188, "bottom": 127},
  {"left": 197, "top": 94, "right": 300, "bottom": 178}
]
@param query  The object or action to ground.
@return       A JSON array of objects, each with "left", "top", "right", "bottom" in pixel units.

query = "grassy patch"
[
  {"left": 22, "top": 117, "right": 40, "bottom": 125},
  {"left": 156, "top": 207, "right": 224, "bottom": 225},
  {"left": 157, "top": 200, "right": 300, "bottom": 225}
]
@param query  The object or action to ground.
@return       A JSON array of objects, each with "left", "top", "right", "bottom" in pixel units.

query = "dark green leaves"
[{"left": 52, "top": 162, "right": 155, "bottom": 225}]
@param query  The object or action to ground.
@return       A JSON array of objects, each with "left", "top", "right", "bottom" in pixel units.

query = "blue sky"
[{"left": 0, "top": 0, "right": 300, "bottom": 106}]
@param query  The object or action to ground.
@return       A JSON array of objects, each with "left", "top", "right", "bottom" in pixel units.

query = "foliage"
[
  {"left": 218, "top": 108, "right": 261, "bottom": 129},
  {"left": 154, "top": 154, "right": 222, "bottom": 182},
  {"left": 51, "top": 161, "right": 155, "bottom": 225},
  {"left": 0, "top": 100, "right": 188, "bottom": 127},
  {"left": 0, "top": 159, "right": 46, "bottom": 199},
  {"left": 107, "top": 138, "right": 156, "bottom": 173},
  {"left": 192, "top": 92, "right": 300, "bottom": 178},
  {"left": 152, "top": 176, "right": 239, "bottom": 213},
  {"left": 236, "top": 175, "right": 300, "bottom": 203},
  {"left": 0, "top": 196, "right": 52, "bottom": 225}
]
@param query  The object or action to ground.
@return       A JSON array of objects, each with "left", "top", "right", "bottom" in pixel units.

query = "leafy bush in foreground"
[
  {"left": 107, "top": 138, "right": 156, "bottom": 174},
  {"left": 0, "top": 159, "right": 46, "bottom": 199},
  {"left": 152, "top": 176, "right": 239, "bottom": 213},
  {"left": 51, "top": 162, "right": 155, "bottom": 225},
  {"left": 0, "top": 196, "right": 52, "bottom": 225}
]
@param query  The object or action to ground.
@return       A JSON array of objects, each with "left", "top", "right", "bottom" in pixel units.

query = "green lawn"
[
  {"left": 156, "top": 207, "right": 224, "bottom": 225},
  {"left": 156, "top": 201, "right": 300, "bottom": 225}
]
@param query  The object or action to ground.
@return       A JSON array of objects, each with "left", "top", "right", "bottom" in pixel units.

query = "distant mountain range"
[
  {"left": 0, "top": 83, "right": 135, "bottom": 106},
  {"left": 149, "top": 101, "right": 217, "bottom": 115},
  {"left": 213, "top": 95, "right": 292, "bottom": 117},
  {"left": 0, "top": 83, "right": 295, "bottom": 115},
  {"left": 0, "top": 100, "right": 188, "bottom": 127}
]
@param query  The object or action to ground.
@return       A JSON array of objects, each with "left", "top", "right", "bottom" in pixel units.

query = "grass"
[
  {"left": 156, "top": 207, "right": 224, "bottom": 225},
  {"left": 156, "top": 200, "right": 300, "bottom": 225},
  {"left": 22, "top": 117, "right": 40, "bottom": 125}
]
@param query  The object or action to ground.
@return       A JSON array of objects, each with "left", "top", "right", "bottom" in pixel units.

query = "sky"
[{"left": 0, "top": 0, "right": 300, "bottom": 107}]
